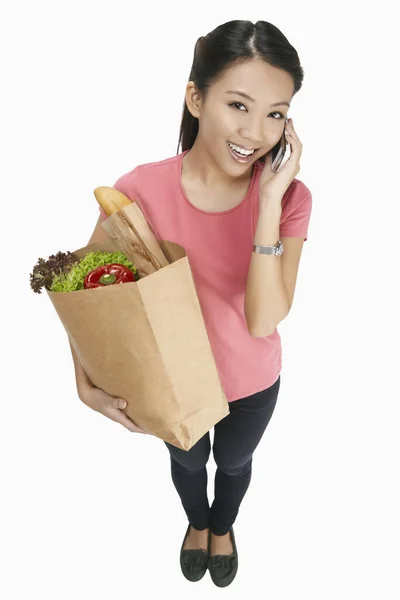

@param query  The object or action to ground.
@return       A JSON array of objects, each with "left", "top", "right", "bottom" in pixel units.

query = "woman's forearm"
[
  {"left": 69, "top": 338, "right": 94, "bottom": 397},
  {"left": 244, "top": 200, "right": 289, "bottom": 337}
]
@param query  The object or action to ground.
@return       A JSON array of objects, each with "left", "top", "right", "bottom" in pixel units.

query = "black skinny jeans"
[{"left": 164, "top": 375, "right": 281, "bottom": 536}]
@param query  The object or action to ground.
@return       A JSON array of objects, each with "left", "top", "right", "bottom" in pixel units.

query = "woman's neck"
[{"left": 182, "top": 144, "right": 253, "bottom": 191}]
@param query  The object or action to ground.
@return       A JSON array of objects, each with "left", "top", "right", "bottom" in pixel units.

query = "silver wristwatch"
[{"left": 252, "top": 240, "right": 284, "bottom": 256}]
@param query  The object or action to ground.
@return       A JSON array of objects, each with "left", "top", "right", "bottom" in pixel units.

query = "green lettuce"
[{"left": 50, "top": 251, "right": 137, "bottom": 292}]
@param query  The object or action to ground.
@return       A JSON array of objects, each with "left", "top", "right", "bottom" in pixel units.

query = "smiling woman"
[{"left": 91, "top": 18, "right": 312, "bottom": 588}]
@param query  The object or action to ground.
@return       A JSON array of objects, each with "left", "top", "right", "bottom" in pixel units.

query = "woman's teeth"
[{"left": 227, "top": 142, "right": 257, "bottom": 163}]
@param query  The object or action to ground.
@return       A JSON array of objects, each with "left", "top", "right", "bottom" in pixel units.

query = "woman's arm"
[{"left": 244, "top": 201, "right": 289, "bottom": 337}]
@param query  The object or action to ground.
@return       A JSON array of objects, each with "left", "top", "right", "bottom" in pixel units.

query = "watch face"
[{"left": 276, "top": 241, "right": 283, "bottom": 256}]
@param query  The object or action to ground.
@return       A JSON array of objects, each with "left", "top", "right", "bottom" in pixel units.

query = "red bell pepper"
[{"left": 84, "top": 263, "right": 136, "bottom": 289}]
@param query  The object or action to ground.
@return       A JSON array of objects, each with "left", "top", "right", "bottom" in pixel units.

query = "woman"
[{"left": 76, "top": 19, "right": 312, "bottom": 588}]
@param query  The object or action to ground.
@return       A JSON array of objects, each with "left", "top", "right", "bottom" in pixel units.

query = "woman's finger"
[
  {"left": 284, "top": 126, "right": 303, "bottom": 164},
  {"left": 285, "top": 120, "right": 302, "bottom": 146},
  {"left": 113, "top": 398, "right": 127, "bottom": 409}
]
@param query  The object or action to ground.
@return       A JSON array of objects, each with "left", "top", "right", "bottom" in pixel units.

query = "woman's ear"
[{"left": 185, "top": 81, "right": 202, "bottom": 119}]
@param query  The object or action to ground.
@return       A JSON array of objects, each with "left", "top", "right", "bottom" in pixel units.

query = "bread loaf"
[{"left": 93, "top": 186, "right": 132, "bottom": 216}]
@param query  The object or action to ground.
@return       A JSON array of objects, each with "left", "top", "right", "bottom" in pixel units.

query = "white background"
[{"left": 2, "top": 0, "right": 399, "bottom": 598}]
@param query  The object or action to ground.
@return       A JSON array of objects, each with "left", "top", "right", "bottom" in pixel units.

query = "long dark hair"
[{"left": 176, "top": 19, "right": 304, "bottom": 164}]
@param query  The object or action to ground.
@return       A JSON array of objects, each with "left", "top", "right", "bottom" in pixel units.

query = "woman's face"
[{"left": 186, "top": 58, "right": 294, "bottom": 177}]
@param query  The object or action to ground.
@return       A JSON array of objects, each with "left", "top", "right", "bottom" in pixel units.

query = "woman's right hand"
[{"left": 79, "top": 385, "right": 149, "bottom": 434}]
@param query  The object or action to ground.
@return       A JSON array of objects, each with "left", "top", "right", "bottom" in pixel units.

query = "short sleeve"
[
  {"left": 279, "top": 180, "right": 312, "bottom": 241},
  {"left": 98, "top": 165, "right": 141, "bottom": 220}
]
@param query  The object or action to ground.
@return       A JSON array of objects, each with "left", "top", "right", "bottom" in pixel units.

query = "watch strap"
[{"left": 252, "top": 240, "right": 283, "bottom": 255}]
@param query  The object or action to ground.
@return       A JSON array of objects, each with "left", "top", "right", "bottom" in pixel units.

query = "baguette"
[{"left": 93, "top": 186, "right": 132, "bottom": 216}]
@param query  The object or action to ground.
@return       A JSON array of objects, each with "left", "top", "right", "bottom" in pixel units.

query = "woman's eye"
[
  {"left": 229, "top": 102, "right": 247, "bottom": 111},
  {"left": 229, "top": 103, "right": 285, "bottom": 119},
  {"left": 270, "top": 111, "right": 285, "bottom": 119}
]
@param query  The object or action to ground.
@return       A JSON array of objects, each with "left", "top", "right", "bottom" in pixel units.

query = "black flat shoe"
[
  {"left": 180, "top": 523, "right": 209, "bottom": 582},
  {"left": 207, "top": 526, "right": 238, "bottom": 587}
]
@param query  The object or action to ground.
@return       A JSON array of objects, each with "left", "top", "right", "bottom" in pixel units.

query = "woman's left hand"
[{"left": 259, "top": 118, "right": 303, "bottom": 206}]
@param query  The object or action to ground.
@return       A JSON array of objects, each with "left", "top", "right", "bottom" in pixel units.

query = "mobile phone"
[{"left": 270, "top": 120, "right": 289, "bottom": 172}]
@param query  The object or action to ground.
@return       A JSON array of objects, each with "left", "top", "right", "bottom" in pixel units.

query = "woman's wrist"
[{"left": 254, "top": 199, "right": 282, "bottom": 245}]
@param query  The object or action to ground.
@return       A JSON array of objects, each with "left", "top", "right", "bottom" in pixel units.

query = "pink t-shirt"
[{"left": 99, "top": 150, "right": 312, "bottom": 402}]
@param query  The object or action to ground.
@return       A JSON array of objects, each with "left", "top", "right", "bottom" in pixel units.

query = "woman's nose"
[{"left": 241, "top": 121, "right": 264, "bottom": 147}]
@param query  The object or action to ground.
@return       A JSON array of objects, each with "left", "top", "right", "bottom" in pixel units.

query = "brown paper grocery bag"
[{"left": 46, "top": 237, "right": 229, "bottom": 451}]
